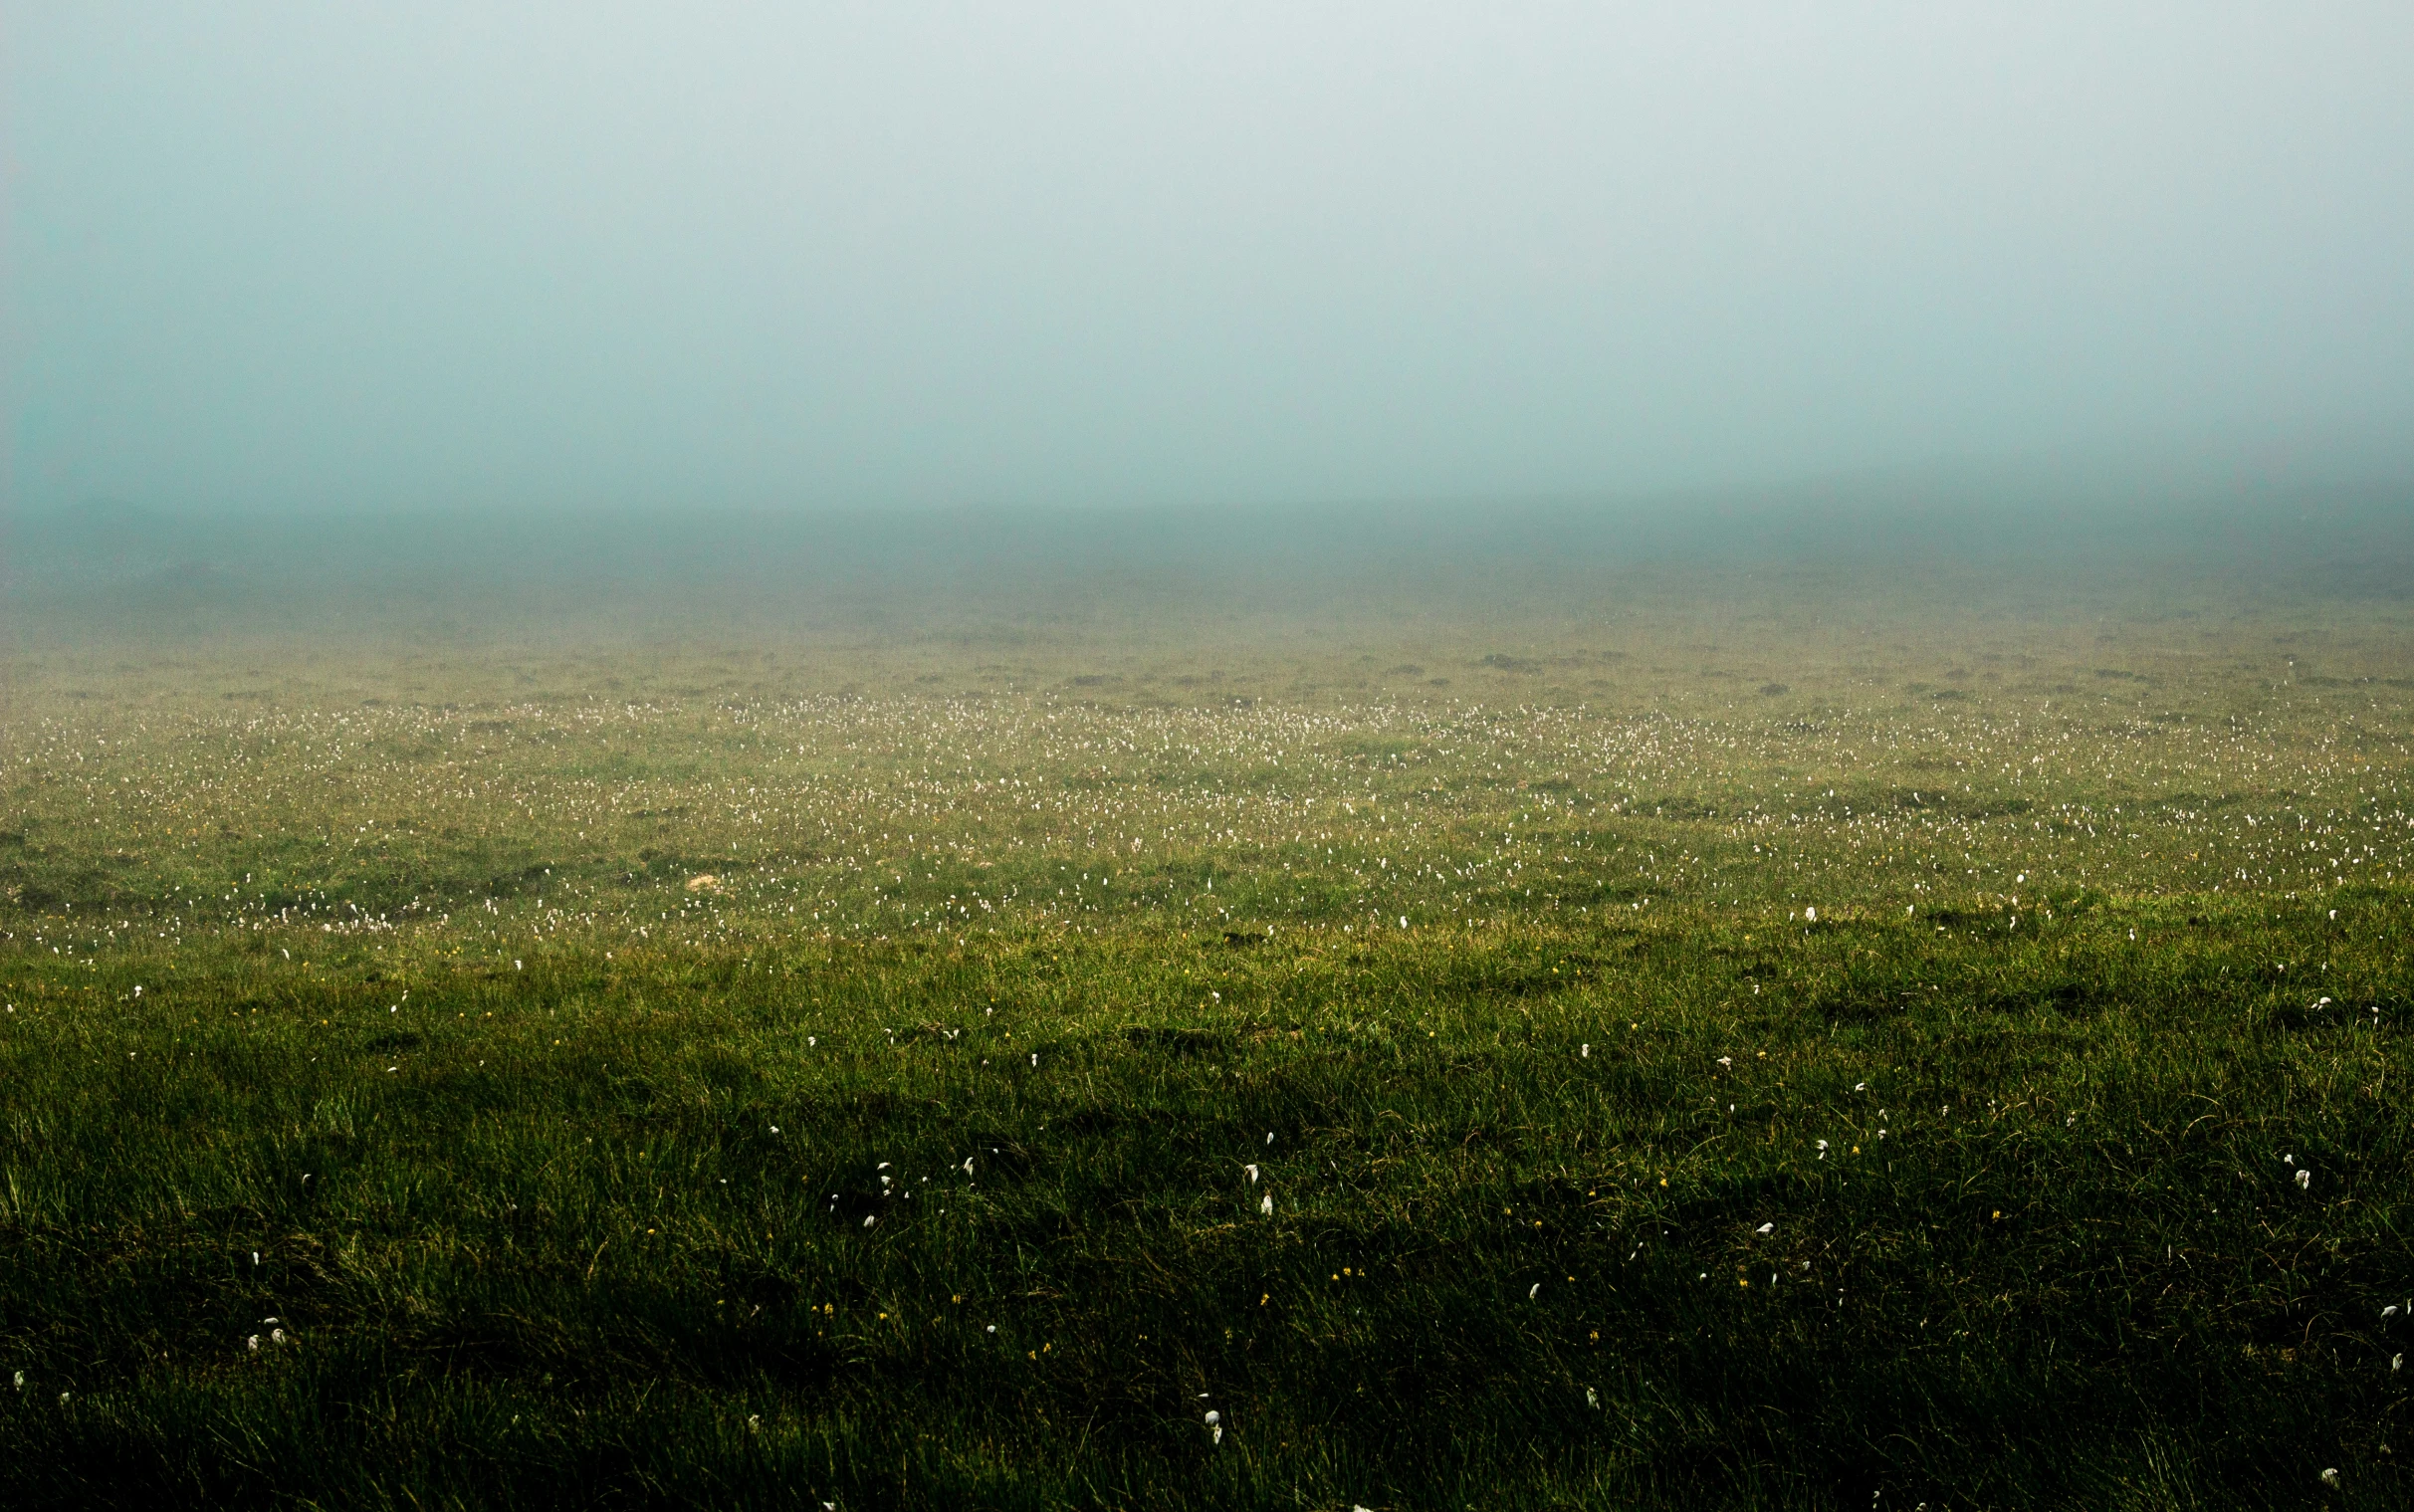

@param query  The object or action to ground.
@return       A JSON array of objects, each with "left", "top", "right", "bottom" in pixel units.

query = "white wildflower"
[
  {"left": 1529, "top": 1282, "right": 1542, "bottom": 1300},
  {"left": 1260, "top": 1193, "right": 1274, "bottom": 1215},
  {"left": 862, "top": 1214, "right": 877, "bottom": 1227},
  {"left": 2320, "top": 1467, "right": 2339, "bottom": 1486},
  {"left": 1244, "top": 1165, "right": 1259, "bottom": 1183},
  {"left": 1586, "top": 1387, "right": 1599, "bottom": 1408},
  {"left": 1755, "top": 1222, "right": 1774, "bottom": 1236},
  {"left": 2296, "top": 1169, "right": 2312, "bottom": 1190}
]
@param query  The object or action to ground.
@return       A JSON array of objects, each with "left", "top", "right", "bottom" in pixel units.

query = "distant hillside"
[{"left": 5, "top": 467, "right": 2410, "bottom": 644}]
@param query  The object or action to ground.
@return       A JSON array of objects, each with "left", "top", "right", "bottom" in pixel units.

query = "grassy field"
[{"left": 5, "top": 575, "right": 2414, "bottom": 1508}]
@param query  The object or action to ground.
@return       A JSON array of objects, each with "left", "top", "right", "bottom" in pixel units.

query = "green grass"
[{"left": 5, "top": 600, "right": 2414, "bottom": 1508}]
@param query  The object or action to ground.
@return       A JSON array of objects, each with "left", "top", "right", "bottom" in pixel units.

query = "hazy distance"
[{"left": 12, "top": 3, "right": 2414, "bottom": 526}]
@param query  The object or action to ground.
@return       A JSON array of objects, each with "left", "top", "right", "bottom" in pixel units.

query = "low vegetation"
[{"left": 5, "top": 592, "right": 2411, "bottom": 1507}]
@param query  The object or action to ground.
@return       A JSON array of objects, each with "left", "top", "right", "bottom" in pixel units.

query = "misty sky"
[{"left": 11, "top": 4, "right": 2413, "bottom": 515}]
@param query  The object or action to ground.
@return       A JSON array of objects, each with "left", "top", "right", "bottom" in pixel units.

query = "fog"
[{"left": 13, "top": 3, "right": 2414, "bottom": 526}]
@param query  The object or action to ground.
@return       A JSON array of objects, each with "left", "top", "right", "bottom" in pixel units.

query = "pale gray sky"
[{"left": 11, "top": 4, "right": 2413, "bottom": 514}]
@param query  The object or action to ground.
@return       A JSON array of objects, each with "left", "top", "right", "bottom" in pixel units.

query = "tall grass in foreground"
[{"left": 3, "top": 893, "right": 2410, "bottom": 1508}]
